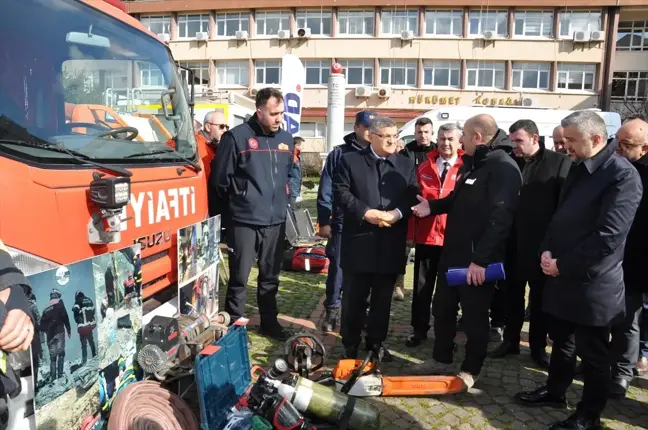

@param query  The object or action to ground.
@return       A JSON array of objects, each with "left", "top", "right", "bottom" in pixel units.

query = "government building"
[{"left": 124, "top": 0, "right": 648, "bottom": 137}]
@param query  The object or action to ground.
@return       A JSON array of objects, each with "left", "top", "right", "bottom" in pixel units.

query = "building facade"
[{"left": 124, "top": 0, "right": 648, "bottom": 138}]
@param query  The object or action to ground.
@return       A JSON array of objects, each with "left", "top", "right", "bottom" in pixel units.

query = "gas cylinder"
[{"left": 271, "top": 374, "right": 380, "bottom": 430}]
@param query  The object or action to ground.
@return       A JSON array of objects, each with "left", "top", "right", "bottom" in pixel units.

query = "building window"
[
  {"left": 423, "top": 60, "right": 460, "bottom": 87},
  {"left": 514, "top": 10, "right": 553, "bottom": 37},
  {"left": 617, "top": 21, "right": 648, "bottom": 51},
  {"left": 338, "top": 60, "right": 373, "bottom": 85},
  {"left": 466, "top": 61, "right": 506, "bottom": 89},
  {"left": 178, "top": 62, "right": 210, "bottom": 86},
  {"left": 296, "top": 10, "right": 332, "bottom": 36},
  {"left": 381, "top": 10, "right": 419, "bottom": 36},
  {"left": 612, "top": 72, "right": 648, "bottom": 101},
  {"left": 338, "top": 9, "right": 374, "bottom": 36},
  {"left": 177, "top": 14, "right": 210, "bottom": 39},
  {"left": 301, "top": 122, "right": 327, "bottom": 138},
  {"left": 255, "top": 60, "right": 281, "bottom": 85},
  {"left": 424, "top": 10, "right": 463, "bottom": 36},
  {"left": 557, "top": 63, "right": 596, "bottom": 91},
  {"left": 216, "top": 12, "right": 250, "bottom": 37},
  {"left": 216, "top": 61, "right": 249, "bottom": 87},
  {"left": 512, "top": 62, "right": 550, "bottom": 90},
  {"left": 469, "top": 10, "right": 508, "bottom": 37},
  {"left": 104, "top": 71, "right": 129, "bottom": 89},
  {"left": 380, "top": 60, "right": 417, "bottom": 86},
  {"left": 139, "top": 62, "right": 165, "bottom": 87},
  {"left": 256, "top": 11, "right": 290, "bottom": 36},
  {"left": 140, "top": 15, "right": 171, "bottom": 35},
  {"left": 304, "top": 61, "right": 331, "bottom": 85},
  {"left": 559, "top": 10, "right": 601, "bottom": 37}
]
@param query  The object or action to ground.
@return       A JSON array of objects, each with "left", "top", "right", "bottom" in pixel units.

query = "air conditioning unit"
[
  {"left": 522, "top": 97, "right": 534, "bottom": 107},
  {"left": 249, "top": 88, "right": 259, "bottom": 97},
  {"left": 277, "top": 29, "right": 291, "bottom": 39},
  {"left": 589, "top": 30, "right": 605, "bottom": 42},
  {"left": 157, "top": 33, "right": 170, "bottom": 42},
  {"left": 235, "top": 30, "right": 249, "bottom": 40},
  {"left": 195, "top": 31, "right": 209, "bottom": 41},
  {"left": 296, "top": 28, "right": 311, "bottom": 38},
  {"left": 354, "top": 86, "right": 373, "bottom": 98},
  {"left": 483, "top": 30, "right": 495, "bottom": 40},
  {"left": 377, "top": 86, "right": 392, "bottom": 99},
  {"left": 573, "top": 30, "right": 590, "bottom": 42},
  {"left": 400, "top": 30, "right": 415, "bottom": 40}
]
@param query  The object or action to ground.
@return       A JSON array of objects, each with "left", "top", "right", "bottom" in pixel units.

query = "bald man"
[
  {"left": 198, "top": 111, "right": 228, "bottom": 215},
  {"left": 610, "top": 118, "right": 648, "bottom": 394},
  {"left": 411, "top": 114, "right": 522, "bottom": 390},
  {"left": 553, "top": 126, "right": 567, "bottom": 153}
]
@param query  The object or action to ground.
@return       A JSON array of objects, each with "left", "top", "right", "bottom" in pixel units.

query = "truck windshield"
[{"left": 0, "top": 0, "right": 196, "bottom": 166}]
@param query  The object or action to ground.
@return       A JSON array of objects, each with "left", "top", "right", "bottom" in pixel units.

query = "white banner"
[{"left": 281, "top": 54, "right": 306, "bottom": 136}]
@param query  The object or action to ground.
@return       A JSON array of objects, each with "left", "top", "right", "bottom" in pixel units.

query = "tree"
[{"left": 62, "top": 70, "right": 105, "bottom": 105}]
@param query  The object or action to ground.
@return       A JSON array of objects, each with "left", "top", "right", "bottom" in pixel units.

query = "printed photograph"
[
  {"left": 177, "top": 215, "right": 221, "bottom": 287},
  {"left": 178, "top": 262, "right": 219, "bottom": 316},
  {"left": 93, "top": 245, "right": 143, "bottom": 370},
  {"left": 27, "top": 257, "right": 101, "bottom": 429}
]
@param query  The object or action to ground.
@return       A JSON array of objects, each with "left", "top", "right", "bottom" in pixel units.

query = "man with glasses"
[
  {"left": 198, "top": 111, "right": 229, "bottom": 179},
  {"left": 333, "top": 116, "right": 419, "bottom": 361}
]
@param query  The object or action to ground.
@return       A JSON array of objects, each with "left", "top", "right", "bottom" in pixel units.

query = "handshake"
[{"left": 363, "top": 209, "right": 401, "bottom": 228}]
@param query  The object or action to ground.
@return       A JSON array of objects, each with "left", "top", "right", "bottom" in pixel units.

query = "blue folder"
[{"left": 445, "top": 262, "right": 506, "bottom": 286}]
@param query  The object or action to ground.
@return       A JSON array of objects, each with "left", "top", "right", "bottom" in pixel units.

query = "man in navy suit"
[{"left": 333, "top": 116, "right": 419, "bottom": 361}]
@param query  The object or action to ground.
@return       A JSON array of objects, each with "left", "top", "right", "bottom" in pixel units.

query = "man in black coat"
[
  {"left": 399, "top": 116, "right": 436, "bottom": 167},
  {"left": 514, "top": 110, "right": 642, "bottom": 430},
  {"left": 333, "top": 116, "right": 419, "bottom": 360},
  {"left": 490, "top": 119, "right": 571, "bottom": 369},
  {"left": 411, "top": 114, "right": 522, "bottom": 390},
  {"left": 609, "top": 118, "right": 648, "bottom": 396}
]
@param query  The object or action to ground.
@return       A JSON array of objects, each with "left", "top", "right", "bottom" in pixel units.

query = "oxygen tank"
[{"left": 271, "top": 374, "right": 380, "bottom": 430}]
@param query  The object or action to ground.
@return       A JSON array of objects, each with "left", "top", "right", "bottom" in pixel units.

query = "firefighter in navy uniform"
[
  {"left": 40, "top": 288, "right": 71, "bottom": 382},
  {"left": 72, "top": 291, "right": 97, "bottom": 365},
  {"left": 210, "top": 87, "right": 294, "bottom": 341},
  {"left": 0, "top": 240, "right": 36, "bottom": 430}
]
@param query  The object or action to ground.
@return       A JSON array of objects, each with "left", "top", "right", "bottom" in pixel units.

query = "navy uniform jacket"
[
  {"left": 316, "top": 133, "right": 365, "bottom": 232},
  {"left": 541, "top": 139, "right": 643, "bottom": 326},
  {"left": 210, "top": 114, "right": 294, "bottom": 226},
  {"left": 333, "top": 147, "right": 419, "bottom": 274}
]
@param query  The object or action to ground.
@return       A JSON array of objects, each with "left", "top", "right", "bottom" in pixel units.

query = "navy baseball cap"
[{"left": 355, "top": 111, "right": 378, "bottom": 127}]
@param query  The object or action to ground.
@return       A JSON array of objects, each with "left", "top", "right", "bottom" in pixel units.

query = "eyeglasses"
[
  {"left": 371, "top": 132, "right": 398, "bottom": 141},
  {"left": 207, "top": 122, "right": 229, "bottom": 131}
]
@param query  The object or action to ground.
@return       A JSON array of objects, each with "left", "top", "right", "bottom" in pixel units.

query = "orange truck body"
[{"left": 1, "top": 0, "right": 208, "bottom": 302}]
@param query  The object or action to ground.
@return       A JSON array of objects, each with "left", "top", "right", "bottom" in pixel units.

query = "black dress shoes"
[
  {"left": 514, "top": 386, "right": 567, "bottom": 409},
  {"left": 549, "top": 412, "right": 602, "bottom": 430},
  {"left": 608, "top": 378, "right": 629, "bottom": 399},
  {"left": 489, "top": 340, "right": 520, "bottom": 358}
]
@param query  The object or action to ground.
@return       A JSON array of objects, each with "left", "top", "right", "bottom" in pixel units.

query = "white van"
[{"left": 398, "top": 106, "right": 622, "bottom": 149}]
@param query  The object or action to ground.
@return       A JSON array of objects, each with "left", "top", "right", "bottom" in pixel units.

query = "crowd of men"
[{"left": 198, "top": 87, "right": 648, "bottom": 430}]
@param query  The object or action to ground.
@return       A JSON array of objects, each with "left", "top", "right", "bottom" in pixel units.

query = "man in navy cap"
[{"left": 317, "top": 111, "right": 376, "bottom": 332}]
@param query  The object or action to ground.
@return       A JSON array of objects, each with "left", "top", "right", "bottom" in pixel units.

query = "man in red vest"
[{"left": 406, "top": 123, "right": 464, "bottom": 348}]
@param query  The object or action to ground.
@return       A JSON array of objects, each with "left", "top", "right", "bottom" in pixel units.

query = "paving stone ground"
[{"left": 218, "top": 180, "right": 648, "bottom": 430}]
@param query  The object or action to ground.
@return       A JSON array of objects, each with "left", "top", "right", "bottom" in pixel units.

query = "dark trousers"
[
  {"left": 323, "top": 229, "right": 343, "bottom": 309},
  {"left": 225, "top": 221, "right": 285, "bottom": 324},
  {"left": 490, "top": 282, "right": 508, "bottom": 328},
  {"left": 432, "top": 274, "right": 496, "bottom": 375},
  {"left": 410, "top": 244, "right": 442, "bottom": 335},
  {"left": 641, "top": 295, "right": 648, "bottom": 359},
  {"left": 503, "top": 278, "right": 548, "bottom": 354},
  {"left": 80, "top": 330, "right": 97, "bottom": 362},
  {"left": 340, "top": 272, "right": 397, "bottom": 349},
  {"left": 546, "top": 316, "right": 611, "bottom": 420},
  {"left": 611, "top": 292, "right": 645, "bottom": 381}
]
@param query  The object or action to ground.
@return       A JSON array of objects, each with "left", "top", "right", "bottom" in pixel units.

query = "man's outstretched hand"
[{"left": 411, "top": 195, "right": 431, "bottom": 218}]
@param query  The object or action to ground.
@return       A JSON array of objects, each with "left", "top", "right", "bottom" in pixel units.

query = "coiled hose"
[{"left": 107, "top": 381, "right": 200, "bottom": 430}]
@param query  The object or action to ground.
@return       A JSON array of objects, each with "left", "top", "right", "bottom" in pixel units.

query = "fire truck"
[{"left": 0, "top": 0, "right": 208, "bottom": 311}]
